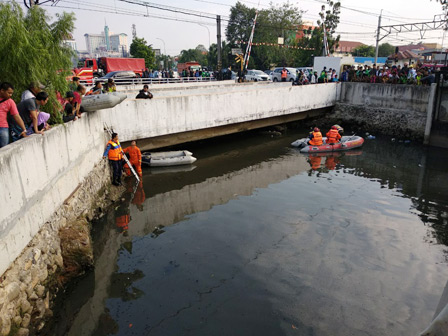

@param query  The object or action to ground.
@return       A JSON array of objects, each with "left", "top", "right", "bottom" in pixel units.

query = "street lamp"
[
  {"left": 197, "top": 23, "right": 210, "bottom": 49},
  {"left": 155, "top": 37, "right": 166, "bottom": 55},
  {"left": 155, "top": 37, "right": 166, "bottom": 69}
]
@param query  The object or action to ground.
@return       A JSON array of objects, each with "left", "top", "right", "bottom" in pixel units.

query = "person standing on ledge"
[
  {"left": 123, "top": 140, "right": 142, "bottom": 177},
  {"left": 103, "top": 132, "right": 123, "bottom": 186}
]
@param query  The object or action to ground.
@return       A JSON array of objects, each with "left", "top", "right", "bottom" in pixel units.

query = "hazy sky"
[{"left": 26, "top": 0, "right": 447, "bottom": 55}]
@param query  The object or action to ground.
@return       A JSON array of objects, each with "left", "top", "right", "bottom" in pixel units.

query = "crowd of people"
[{"left": 293, "top": 62, "right": 437, "bottom": 86}]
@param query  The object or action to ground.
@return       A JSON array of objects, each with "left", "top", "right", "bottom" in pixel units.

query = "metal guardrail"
[{"left": 80, "top": 77, "right": 218, "bottom": 87}]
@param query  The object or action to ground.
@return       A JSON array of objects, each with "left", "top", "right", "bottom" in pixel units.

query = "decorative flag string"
[{"left": 236, "top": 41, "right": 314, "bottom": 50}]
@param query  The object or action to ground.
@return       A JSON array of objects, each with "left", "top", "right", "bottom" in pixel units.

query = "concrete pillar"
[{"left": 424, "top": 83, "right": 437, "bottom": 145}]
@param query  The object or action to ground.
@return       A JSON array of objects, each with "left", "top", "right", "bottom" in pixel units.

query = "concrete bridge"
[{"left": 102, "top": 81, "right": 340, "bottom": 150}]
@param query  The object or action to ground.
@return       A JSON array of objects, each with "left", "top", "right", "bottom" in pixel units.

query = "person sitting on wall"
[
  {"left": 123, "top": 140, "right": 142, "bottom": 177},
  {"left": 86, "top": 81, "right": 104, "bottom": 95},
  {"left": 21, "top": 81, "right": 44, "bottom": 102},
  {"left": 135, "top": 85, "right": 153, "bottom": 99},
  {"left": 104, "top": 78, "right": 116, "bottom": 93},
  {"left": 0, "top": 82, "right": 28, "bottom": 148},
  {"left": 103, "top": 132, "right": 123, "bottom": 186},
  {"left": 73, "top": 84, "right": 86, "bottom": 117},
  {"left": 62, "top": 91, "right": 77, "bottom": 123}
]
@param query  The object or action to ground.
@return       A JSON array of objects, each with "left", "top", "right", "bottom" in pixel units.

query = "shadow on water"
[{"left": 47, "top": 129, "right": 448, "bottom": 336}]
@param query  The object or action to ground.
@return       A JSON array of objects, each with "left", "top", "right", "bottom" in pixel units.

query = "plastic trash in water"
[
  {"left": 404, "top": 140, "right": 411, "bottom": 144},
  {"left": 391, "top": 138, "right": 396, "bottom": 142},
  {"left": 367, "top": 135, "right": 376, "bottom": 140},
  {"left": 365, "top": 132, "right": 370, "bottom": 136}
]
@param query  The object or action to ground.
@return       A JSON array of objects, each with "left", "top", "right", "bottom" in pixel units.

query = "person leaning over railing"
[
  {"left": 73, "top": 85, "right": 87, "bottom": 117},
  {"left": 10, "top": 91, "right": 49, "bottom": 142},
  {"left": 0, "top": 82, "right": 27, "bottom": 148}
]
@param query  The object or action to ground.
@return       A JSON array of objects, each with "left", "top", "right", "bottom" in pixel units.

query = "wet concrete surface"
[{"left": 48, "top": 129, "right": 448, "bottom": 336}]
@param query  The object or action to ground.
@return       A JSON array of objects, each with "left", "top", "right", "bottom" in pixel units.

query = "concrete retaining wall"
[
  {"left": 0, "top": 112, "right": 106, "bottom": 277},
  {"left": 334, "top": 82, "right": 434, "bottom": 139}
]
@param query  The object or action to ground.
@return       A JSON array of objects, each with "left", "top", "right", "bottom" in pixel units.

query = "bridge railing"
[{"left": 80, "top": 77, "right": 219, "bottom": 87}]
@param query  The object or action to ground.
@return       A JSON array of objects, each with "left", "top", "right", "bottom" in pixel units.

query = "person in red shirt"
[
  {"left": 123, "top": 141, "right": 142, "bottom": 176},
  {"left": 73, "top": 85, "right": 86, "bottom": 117},
  {"left": 0, "top": 82, "right": 27, "bottom": 148}
]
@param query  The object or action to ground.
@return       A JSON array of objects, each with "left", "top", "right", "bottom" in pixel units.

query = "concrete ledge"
[{"left": 0, "top": 113, "right": 107, "bottom": 276}]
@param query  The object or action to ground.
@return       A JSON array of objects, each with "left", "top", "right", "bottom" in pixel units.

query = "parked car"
[
  {"left": 245, "top": 69, "right": 271, "bottom": 82},
  {"left": 297, "top": 67, "right": 313, "bottom": 74},
  {"left": 98, "top": 71, "right": 141, "bottom": 85},
  {"left": 264, "top": 70, "right": 273, "bottom": 80},
  {"left": 271, "top": 67, "right": 297, "bottom": 82}
]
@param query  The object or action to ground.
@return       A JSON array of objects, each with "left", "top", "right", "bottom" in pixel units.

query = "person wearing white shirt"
[{"left": 21, "top": 82, "right": 44, "bottom": 102}]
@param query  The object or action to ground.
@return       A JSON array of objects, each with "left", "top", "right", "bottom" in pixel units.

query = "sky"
[{"left": 19, "top": 0, "right": 447, "bottom": 55}]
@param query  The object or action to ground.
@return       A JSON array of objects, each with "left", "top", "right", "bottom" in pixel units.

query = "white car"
[{"left": 245, "top": 69, "right": 271, "bottom": 82}]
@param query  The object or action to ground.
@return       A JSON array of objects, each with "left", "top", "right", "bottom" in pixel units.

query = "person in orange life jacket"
[
  {"left": 103, "top": 132, "right": 123, "bottom": 186},
  {"left": 308, "top": 127, "right": 323, "bottom": 146},
  {"left": 123, "top": 140, "right": 142, "bottom": 177},
  {"left": 332, "top": 124, "right": 344, "bottom": 137},
  {"left": 131, "top": 180, "right": 146, "bottom": 211},
  {"left": 308, "top": 155, "right": 322, "bottom": 170},
  {"left": 326, "top": 125, "right": 342, "bottom": 144},
  {"left": 325, "top": 155, "right": 339, "bottom": 170},
  {"left": 281, "top": 67, "right": 288, "bottom": 82}
]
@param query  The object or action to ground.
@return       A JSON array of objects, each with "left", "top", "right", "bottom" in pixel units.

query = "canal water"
[{"left": 49, "top": 129, "right": 448, "bottom": 336}]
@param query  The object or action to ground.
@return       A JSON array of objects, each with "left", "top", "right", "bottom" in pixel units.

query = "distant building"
[
  {"left": 84, "top": 24, "right": 128, "bottom": 57},
  {"left": 334, "top": 41, "right": 365, "bottom": 55},
  {"left": 63, "top": 38, "right": 77, "bottom": 51}
]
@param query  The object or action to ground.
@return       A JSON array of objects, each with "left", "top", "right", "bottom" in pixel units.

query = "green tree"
[
  {"left": 156, "top": 54, "right": 174, "bottom": 70},
  {"left": 226, "top": 1, "right": 303, "bottom": 69},
  {"left": 378, "top": 43, "right": 395, "bottom": 57},
  {"left": 178, "top": 47, "right": 207, "bottom": 65},
  {"left": 207, "top": 41, "right": 231, "bottom": 70},
  {"left": 296, "top": 0, "right": 341, "bottom": 66},
  {"left": 0, "top": 2, "right": 75, "bottom": 122},
  {"left": 130, "top": 37, "right": 156, "bottom": 69},
  {"left": 352, "top": 45, "right": 375, "bottom": 57}
]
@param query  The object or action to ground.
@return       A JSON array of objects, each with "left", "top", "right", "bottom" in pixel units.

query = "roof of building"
[
  {"left": 388, "top": 50, "right": 422, "bottom": 60},
  {"left": 335, "top": 41, "right": 365, "bottom": 51}
]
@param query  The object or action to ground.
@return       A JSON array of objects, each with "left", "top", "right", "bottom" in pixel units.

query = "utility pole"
[
  {"left": 217, "top": 15, "right": 222, "bottom": 74},
  {"left": 374, "top": 9, "right": 383, "bottom": 64}
]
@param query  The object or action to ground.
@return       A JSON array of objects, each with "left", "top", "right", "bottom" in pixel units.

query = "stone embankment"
[{"left": 0, "top": 161, "right": 124, "bottom": 335}]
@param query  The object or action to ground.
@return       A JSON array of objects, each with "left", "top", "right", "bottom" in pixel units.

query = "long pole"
[
  {"left": 216, "top": 15, "right": 222, "bottom": 73},
  {"left": 374, "top": 9, "right": 383, "bottom": 64},
  {"left": 244, "top": 9, "right": 259, "bottom": 70}
]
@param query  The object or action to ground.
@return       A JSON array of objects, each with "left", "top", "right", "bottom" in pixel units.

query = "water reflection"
[{"left": 50, "top": 132, "right": 448, "bottom": 336}]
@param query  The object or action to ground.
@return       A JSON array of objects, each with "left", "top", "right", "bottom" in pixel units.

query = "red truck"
[
  {"left": 72, "top": 57, "right": 146, "bottom": 83},
  {"left": 177, "top": 61, "right": 201, "bottom": 75}
]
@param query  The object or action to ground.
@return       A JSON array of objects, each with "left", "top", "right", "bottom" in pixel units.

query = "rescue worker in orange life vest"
[
  {"left": 123, "top": 140, "right": 142, "bottom": 177},
  {"left": 332, "top": 124, "right": 344, "bottom": 137},
  {"left": 103, "top": 132, "right": 123, "bottom": 186},
  {"left": 308, "top": 155, "right": 322, "bottom": 170},
  {"left": 326, "top": 125, "right": 342, "bottom": 144},
  {"left": 308, "top": 127, "right": 323, "bottom": 146},
  {"left": 281, "top": 67, "right": 288, "bottom": 82}
]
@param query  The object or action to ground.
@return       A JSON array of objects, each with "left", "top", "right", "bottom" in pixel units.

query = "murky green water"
[{"left": 50, "top": 130, "right": 448, "bottom": 336}]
